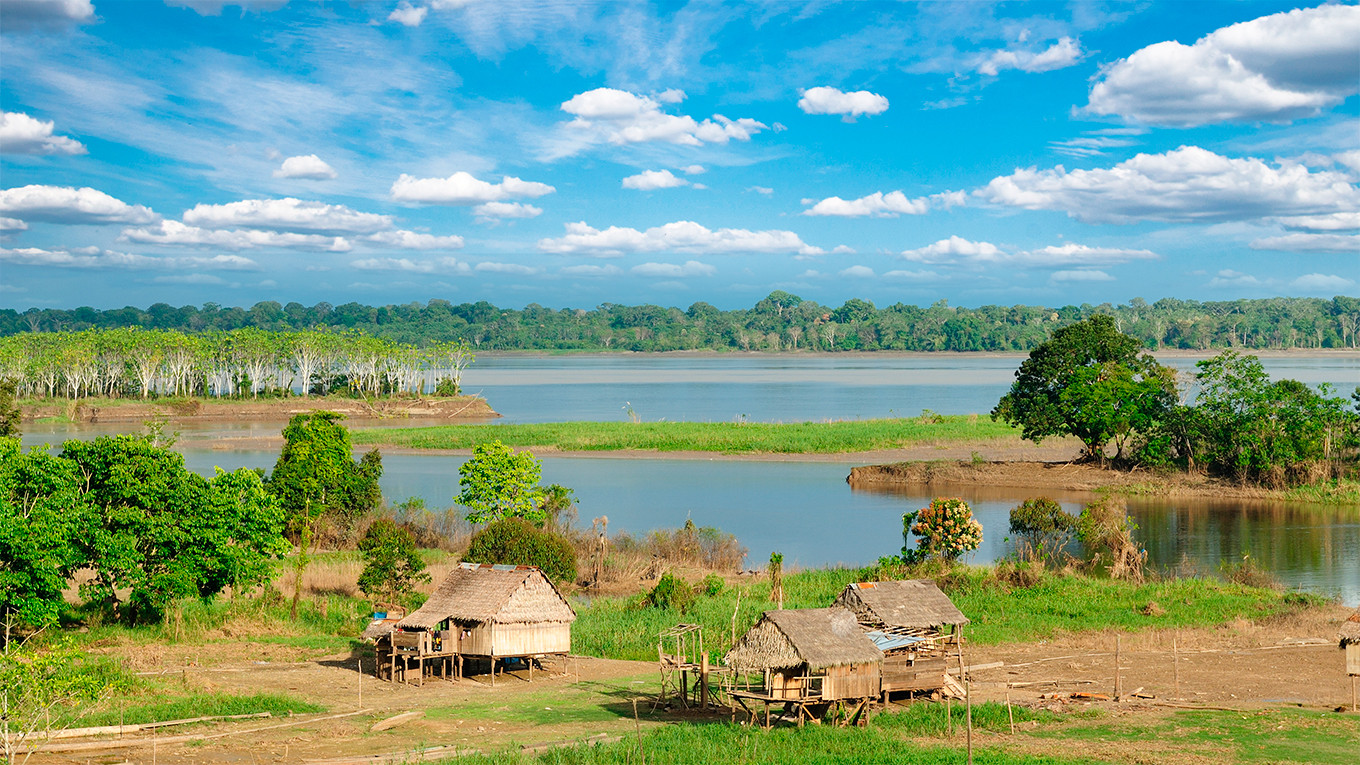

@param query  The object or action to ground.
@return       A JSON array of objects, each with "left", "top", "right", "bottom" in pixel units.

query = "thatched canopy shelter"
[
  {"left": 398, "top": 563, "right": 575, "bottom": 631},
  {"left": 1339, "top": 607, "right": 1360, "bottom": 648},
  {"left": 834, "top": 580, "right": 968, "bottom": 631},
  {"left": 725, "top": 607, "right": 882, "bottom": 672}
]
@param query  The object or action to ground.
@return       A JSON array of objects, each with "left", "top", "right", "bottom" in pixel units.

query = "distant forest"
[{"left": 3, "top": 294, "right": 1358, "bottom": 352}]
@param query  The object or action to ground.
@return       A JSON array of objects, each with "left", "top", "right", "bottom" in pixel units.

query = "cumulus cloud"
[
  {"left": 796, "top": 87, "right": 889, "bottom": 120},
  {"left": 122, "top": 220, "right": 352, "bottom": 251},
  {"left": 1276, "top": 211, "right": 1360, "bottom": 231},
  {"left": 1208, "top": 269, "right": 1263, "bottom": 288},
  {"left": 883, "top": 269, "right": 944, "bottom": 281},
  {"left": 0, "top": 0, "right": 94, "bottom": 31},
  {"left": 622, "top": 169, "right": 690, "bottom": 191},
  {"left": 1291, "top": 272, "right": 1355, "bottom": 291},
  {"left": 902, "top": 237, "right": 1159, "bottom": 268},
  {"left": 0, "top": 245, "right": 256, "bottom": 270},
  {"left": 273, "top": 154, "right": 337, "bottom": 180},
  {"left": 839, "top": 265, "right": 875, "bottom": 277},
  {"left": 977, "top": 37, "right": 1081, "bottom": 76},
  {"left": 0, "top": 185, "right": 158, "bottom": 225},
  {"left": 681, "top": 165, "right": 706, "bottom": 175},
  {"left": 802, "top": 190, "right": 965, "bottom": 217},
  {"left": 350, "top": 257, "right": 470, "bottom": 274},
  {"left": 152, "top": 273, "right": 226, "bottom": 285},
  {"left": 554, "top": 88, "right": 766, "bottom": 156},
  {"left": 1087, "top": 4, "right": 1360, "bottom": 126},
  {"left": 1250, "top": 233, "right": 1360, "bottom": 253},
  {"left": 560, "top": 264, "right": 623, "bottom": 277},
  {"left": 475, "top": 261, "right": 539, "bottom": 275},
  {"left": 0, "top": 112, "right": 86, "bottom": 155},
  {"left": 364, "top": 229, "right": 465, "bottom": 250},
  {"left": 388, "top": 1, "right": 427, "bottom": 26},
  {"left": 747, "top": 186, "right": 774, "bottom": 195},
  {"left": 473, "top": 201, "right": 543, "bottom": 221},
  {"left": 537, "top": 220, "right": 824, "bottom": 258},
  {"left": 391, "top": 171, "right": 555, "bottom": 205},
  {"left": 182, "top": 197, "right": 391, "bottom": 235},
  {"left": 631, "top": 260, "right": 715, "bottom": 277},
  {"left": 1051, "top": 269, "right": 1114, "bottom": 283},
  {"left": 979, "top": 146, "right": 1360, "bottom": 224},
  {"left": 0, "top": 217, "right": 27, "bottom": 233}
]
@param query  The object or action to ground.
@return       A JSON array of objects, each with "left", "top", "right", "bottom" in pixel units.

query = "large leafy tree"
[
  {"left": 993, "top": 314, "right": 1176, "bottom": 463},
  {"left": 356, "top": 519, "right": 429, "bottom": 602},
  {"left": 0, "top": 378, "right": 20, "bottom": 437},
  {"left": 456, "top": 440, "right": 547, "bottom": 524}
]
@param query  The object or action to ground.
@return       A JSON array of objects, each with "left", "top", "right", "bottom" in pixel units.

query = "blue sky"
[{"left": 1, "top": 0, "right": 1357, "bottom": 311}]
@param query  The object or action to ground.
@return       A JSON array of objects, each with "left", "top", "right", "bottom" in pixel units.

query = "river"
[{"left": 20, "top": 352, "right": 1360, "bottom": 604}]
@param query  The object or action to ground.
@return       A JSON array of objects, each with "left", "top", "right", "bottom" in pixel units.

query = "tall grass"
[
  {"left": 77, "top": 692, "right": 324, "bottom": 727},
  {"left": 352, "top": 416, "right": 1020, "bottom": 454}
]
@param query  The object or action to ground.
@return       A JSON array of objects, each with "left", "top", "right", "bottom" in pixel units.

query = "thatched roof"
[
  {"left": 397, "top": 563, "right": 576, "bottom": 630},
  {"left": 361, "top": 618, "right": 399, "bottom": 641},
  {"left": 1340, "top": 607, "right": 1360, "bottom": 648},
  {"left": 834, "top": 580, "right": 969, "bottom": 630},
  {"left": 723, "top": 607, "right": 883, "bottom": 672}
]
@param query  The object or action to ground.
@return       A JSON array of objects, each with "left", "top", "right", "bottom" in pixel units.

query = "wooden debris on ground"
[{"left": 370, "top": 711, "right": 423, "bottom": 732}]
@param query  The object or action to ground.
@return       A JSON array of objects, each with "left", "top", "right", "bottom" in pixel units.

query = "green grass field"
[{"left": 352, "top": 416, "right": 1019, "bottom": 454}]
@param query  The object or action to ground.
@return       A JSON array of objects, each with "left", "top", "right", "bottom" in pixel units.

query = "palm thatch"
[
  {"left": 361, "top": 618, "right": 399, "bottom": 641},
  {"left": 834, "top": 580, "right": 968, "bottom": 630},
  {"left": 724, "top": 607, "right": 883, "bottom": 672},
  {"left": 1340, "top": 607, "right": 1360, "bottom": 648},
  {"left": 397, "top": 563, "right": 575, "bottom": 630}
]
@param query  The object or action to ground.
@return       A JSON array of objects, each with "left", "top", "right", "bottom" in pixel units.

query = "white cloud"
[
  {"left": 0, "top": 217, "right": 27, "bottom": 232},
  {"left": 1048, "top": 135, "right": 1136, "bottom": 159},
  {"left": 796, "top": 86, "right": 889, "bottom": 120},
  {"left": 902, "top": 237, "right": 1159, "bottom": 268},
  {"left": 0, "top": 0, "right": 94, "bottom": 31},
  {"left": 1051, "top": 269, "right": 1114, "bottom": 283},
  {"left": 0, "top": 112, "right": 86, "bottom": 155},
  {"left": 681, "top": 165, "right": 706, "bottom": 175},
  {"left": 980, "top": 146, "right": 1360, "bottom": 224},
  {"left": 747, "top": 186, "right": 774, "bottom": 195},
  {"left": 153, "top": 273, "right": 227, "bottom": 285},
  {"left": 554, "top": 87, "right": 767, "bottom": 156},
  {"left": 391, "top": 171, "right": 555, "bottom": 205},
  {"left": 475, "top": 261, "right": 539, "bottom": 275},
  {"left": 1290, "top": 273, "right": 1355, "bottom": 291},
  {"left": 978, "top": 37, "right": 1081, "bottom": 76},
  {"left": 1087, "top": 4, "right": 1360, "bottom": 126},
  {"left": 1208, "top": 269, "right": 1263, "bottom": 288},
  {"left": 537, "top": 220, "right": 824, "bottom": 258},
  {"left": 622, "top": 169, "right": 689, "bottom": 190},
  {"left": 273, "top": 154, "right": 337, "bottom": 180},
  {"left": 803, "top": 190, "right": 965, "bottom": 218},
  {"left": 839, "top": 265, "right": 875, "bottom": 277},
  {"left": 1276, "top": 212, "right": 1360, "bottom": 231},
  {"left": 122, "top": 220, "right": 352, "bottom": 251},
  {"left": 559, "top": 264, "right": 622, "bottom": 277},
  {"left": 0, "top": 185, "right": 158, "bottom": 225},
  {"left": 1336, "top": 150, "right": 1360, "bottom": 174},
  {"left": 1250, "top": 233, "right": 1360, "bottom": 253},
  {"left": 883, "top": 269, "right": 944, "bottom": 280},
  {"left": 364, "top": 229, "right": 465, "bottom": 250},
  {"left": 388, "top": 1, "right": 427, "bottom": 26},
  {"left": 901, "top": 236, "right": 1005, "bottom": 263},
  {"left": 473, "top": 201, "right": 543, "bottom": 221},
  {"left": 0, "top": 246, "right": 256, "bottom": 270},
  {"left": 351, "top": 257, "right": 470, "bottom": 274},
  {"left": 631, "top": 260, "right": 715, "bottom": 277},
  {"left": 182, "top": 197, "right": 391, "bottom": 235}
]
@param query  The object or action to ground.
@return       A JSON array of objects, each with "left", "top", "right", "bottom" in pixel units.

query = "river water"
[{"left": 21, "top": 352, "right": 1360, "bottom": 604}]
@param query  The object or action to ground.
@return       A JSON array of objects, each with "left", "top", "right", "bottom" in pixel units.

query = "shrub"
[
  {"left": 433, "top": 377, "right": 460, "bottom": 397},
  {"left": 1008, "top": 497, "right": 1076, "bottom": 564},
  {"left": 645, "top": 573, "right": 694, "bottom": 611},
  {"left": 357, "top": 519, "right": 431, "bottom": 601},
  {"left": 1076, "top": 496, "right": 1146, "bottom": 581},
  {"left": 908, "top": 498, "right": 983, "bottom": 562},
  {"left": 464, "top": 517, "right": 578, "bottom": 583},
  {"left": 700, "top": 574, "right": 725, "bottom": 597},
  {"left": 1219, "top": 554, "right": 1281, "bottom": 591}
]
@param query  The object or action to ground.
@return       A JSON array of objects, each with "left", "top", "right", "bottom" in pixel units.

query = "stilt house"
[
  {"left": 834, "top": 580, "right": 968, "bottom": 696},
  {"left": 374, "top": 563, "right": 575, "bottom": 684},
  {"left": 723, "top": 607, "right": 882, "bottom": 703}
]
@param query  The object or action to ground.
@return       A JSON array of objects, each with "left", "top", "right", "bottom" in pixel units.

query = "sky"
[{"left": 1, "top": 0, "right": 1357, "bottom": 312}]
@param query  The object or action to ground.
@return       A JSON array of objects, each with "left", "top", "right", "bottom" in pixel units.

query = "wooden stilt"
[
  {"left": 700, "top": 654, "right": 709, "bottom": 710},
  {"left": 1005, "top": 692, "right": 1014, "bottom": 734},
  {"left": 1114, "top": 635, "right": 1122, "bottom": 700},
  {"left": 1173, "top": 635, "right": 1180, "bottom": 699}
]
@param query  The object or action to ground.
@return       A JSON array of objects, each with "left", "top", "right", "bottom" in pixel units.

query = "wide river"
[{"left": 23, "top": 352, "right": 1360, "bottom": 604}]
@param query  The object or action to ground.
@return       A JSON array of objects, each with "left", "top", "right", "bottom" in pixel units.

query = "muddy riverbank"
[{"left": 21, "top": 395, "right": 499, "bottom": 424}]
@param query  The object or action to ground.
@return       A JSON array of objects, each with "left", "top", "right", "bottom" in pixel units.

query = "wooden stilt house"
[
  {"left": 834, "top": 580, "right": 968, "bottom": 697},
  {"left": 373, "top": 563, "right": 575, "bottom": 685},
  {"left": 723, "top": 607, "right": 883, "bottom": 727}
]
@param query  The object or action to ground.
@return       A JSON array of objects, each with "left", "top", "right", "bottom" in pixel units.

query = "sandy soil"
[
  {"left": 27, "top": 603, "right": 1357, "bottom": 764},
  {"left": 21, "top": 396, "right": 499, "bottom": 425}
]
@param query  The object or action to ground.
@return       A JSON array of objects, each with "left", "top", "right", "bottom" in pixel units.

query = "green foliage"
[
  {"left": 907, "top": 498, "right": 983, "bottom": 562},
  {"left": 356, "top": 519, "right": 430, "bottom": 601},
  {"left": 0, "top": 639, "right": 122, "bottom": 759},
  {"left": 645, "top": 573, "right": 694, "bottom": 612},
  {"left": 0, "top": 378, "right": 19, "bottom": 436},
  {"left": 1007, "top": 497, "right": 1076, "bottom": 564},
  {"left": 59, "top": 435, "right": 288, "bottom": 622},
  {"left": 456, "top": 440, "right": 547, "bottom": 524},
  {"left": 993, "top": 314, "right": 1176, "bottom": 462},
  {"left": 0, "top": 438, "right": 90, "bottom": 630},
  {"left": 433, "top": 377, "right": 461, "bottom": 396},
  {"left": 1076, "top": 496, "right": 1146, "bottom": 580},
  {"left": 464, "top": 517, "right": 577, "bottom": 583},
  {"left": 267, "top": 412, "right": 382, "bottom": 538},
  {"left": 699, "top": 573, "right": 725, "bottom": 597}
]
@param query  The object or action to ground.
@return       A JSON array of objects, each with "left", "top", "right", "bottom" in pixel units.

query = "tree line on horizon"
[{"left": 2, "top": 293, "right": 1358, "bottom": 354}]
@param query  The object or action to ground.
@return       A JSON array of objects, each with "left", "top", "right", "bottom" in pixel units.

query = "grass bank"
[
  {"left": 352, "top": 416, "right": 1018, "bottom": 454},
  {"left": 572, "top": 565, "right": 1319, "bottom": 662}
]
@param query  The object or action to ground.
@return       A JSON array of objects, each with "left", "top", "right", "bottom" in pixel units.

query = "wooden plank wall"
[
  {"left": 821, "top": 662, "right": 881, "bottom": 700},
  {"left": 489, "top": 622, "right": 571, "bottom": 657},
  {"left": 882, "top": 656, "right": 947, "bottom": 692},
  {"left": 1348, "top": 644, "right": 1360, "bottom": 676}
]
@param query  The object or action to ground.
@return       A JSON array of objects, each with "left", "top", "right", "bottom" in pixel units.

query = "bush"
[
  {"left": 357, "top": 519, "right": 430, "bottom": 601},
  {"left": 1008, "top": 497, "right": 1076, "bottom": 564},
  {"left": 433, "top": 377, "right": 461, "bottom": 397},
  {"left": 908, "top": 498, "right": 983, "bottom": 562},
  {"left": 645, "top": 573, "right": 694, "bottom": 611},
  {"left": 700, "top": 574, "right": 725, "bottom": 597},
  {"left": 1076, "top": 496, "right": 1147, "bottom": 581},
  {"left": 464, "top": 517, "right": 577, "bottom": 583}
]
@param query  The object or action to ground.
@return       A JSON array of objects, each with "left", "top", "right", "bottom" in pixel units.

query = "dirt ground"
[{"left": 27, "top": 603, "right": 1358, "bottom": 765}]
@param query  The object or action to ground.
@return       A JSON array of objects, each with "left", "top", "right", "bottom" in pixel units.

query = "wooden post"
[
  {"left": 1172, "top": 635, "right": 1180, "bottom": 699},
  {"left": 946, "top": 696, "right": 952, "bottom": 737},
  {"left": 357, "top": 658, "right": 362, "bottom": 707},
  {"left": 965, "top": 676, "right": 973, "bottom": 765},
  {"left": 1114, "top": 635, "right": 1122, "bottom": 700},
  {"left": 1352, "top": 675, "right": 1357, "bottom": 713},
  {"left": 700, "top": 654, "right": 709, "bottom": 710},
  {"left": 1005, "top": 692, "right": 1014, "bottom": 734}
]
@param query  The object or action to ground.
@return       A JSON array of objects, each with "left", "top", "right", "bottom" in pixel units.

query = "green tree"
[
  {"left": 266, "top": 412, "right": 382, "bottom": 618},
  {"left": 1007, "top": 497, "right": 1076, "bottom": 564},
  {"left": 456, "top": 440, "right": 547, "bottom": 524},
  {"left": 0, "top": 379, "right": 21, "bottom": 437},
  {"left": 993, "top": 314, "right": 1176, "bottom": 463},
  {"left": 464, "top": 517, "right": 577, "bottom": 583},
  {"left": 356, "top": 519, "right": 429, "bottom": 602},
  {"left": 1, "top": 639, "right": 118, "bottom": 763}
]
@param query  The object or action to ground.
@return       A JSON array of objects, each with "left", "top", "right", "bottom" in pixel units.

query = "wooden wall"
[
  {"left": 882, "top": 655, "right": 948, "bottom": 692},
  {"left": 1348, "top": 644, "right": 1359, "bottom": 676},
  {"left": 821, "top": 662, "right": 881, "bottom": 700},
  {"left": 488, "top": 622, "right": 571, "bottom": 657}
]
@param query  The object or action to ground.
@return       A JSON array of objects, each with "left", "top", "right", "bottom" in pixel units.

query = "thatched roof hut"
[
  {"left": 1340, "top": 607, "right": 1360, "bottom": 648},
  {"left": 724, "top": 607, "right": 882, "bottom": 672},
  {"left": 398, "top": 563, "right": 575, "bottom": 630},
  {"left": 834, "top": 580, "right": 968, "bottom": 631}
]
